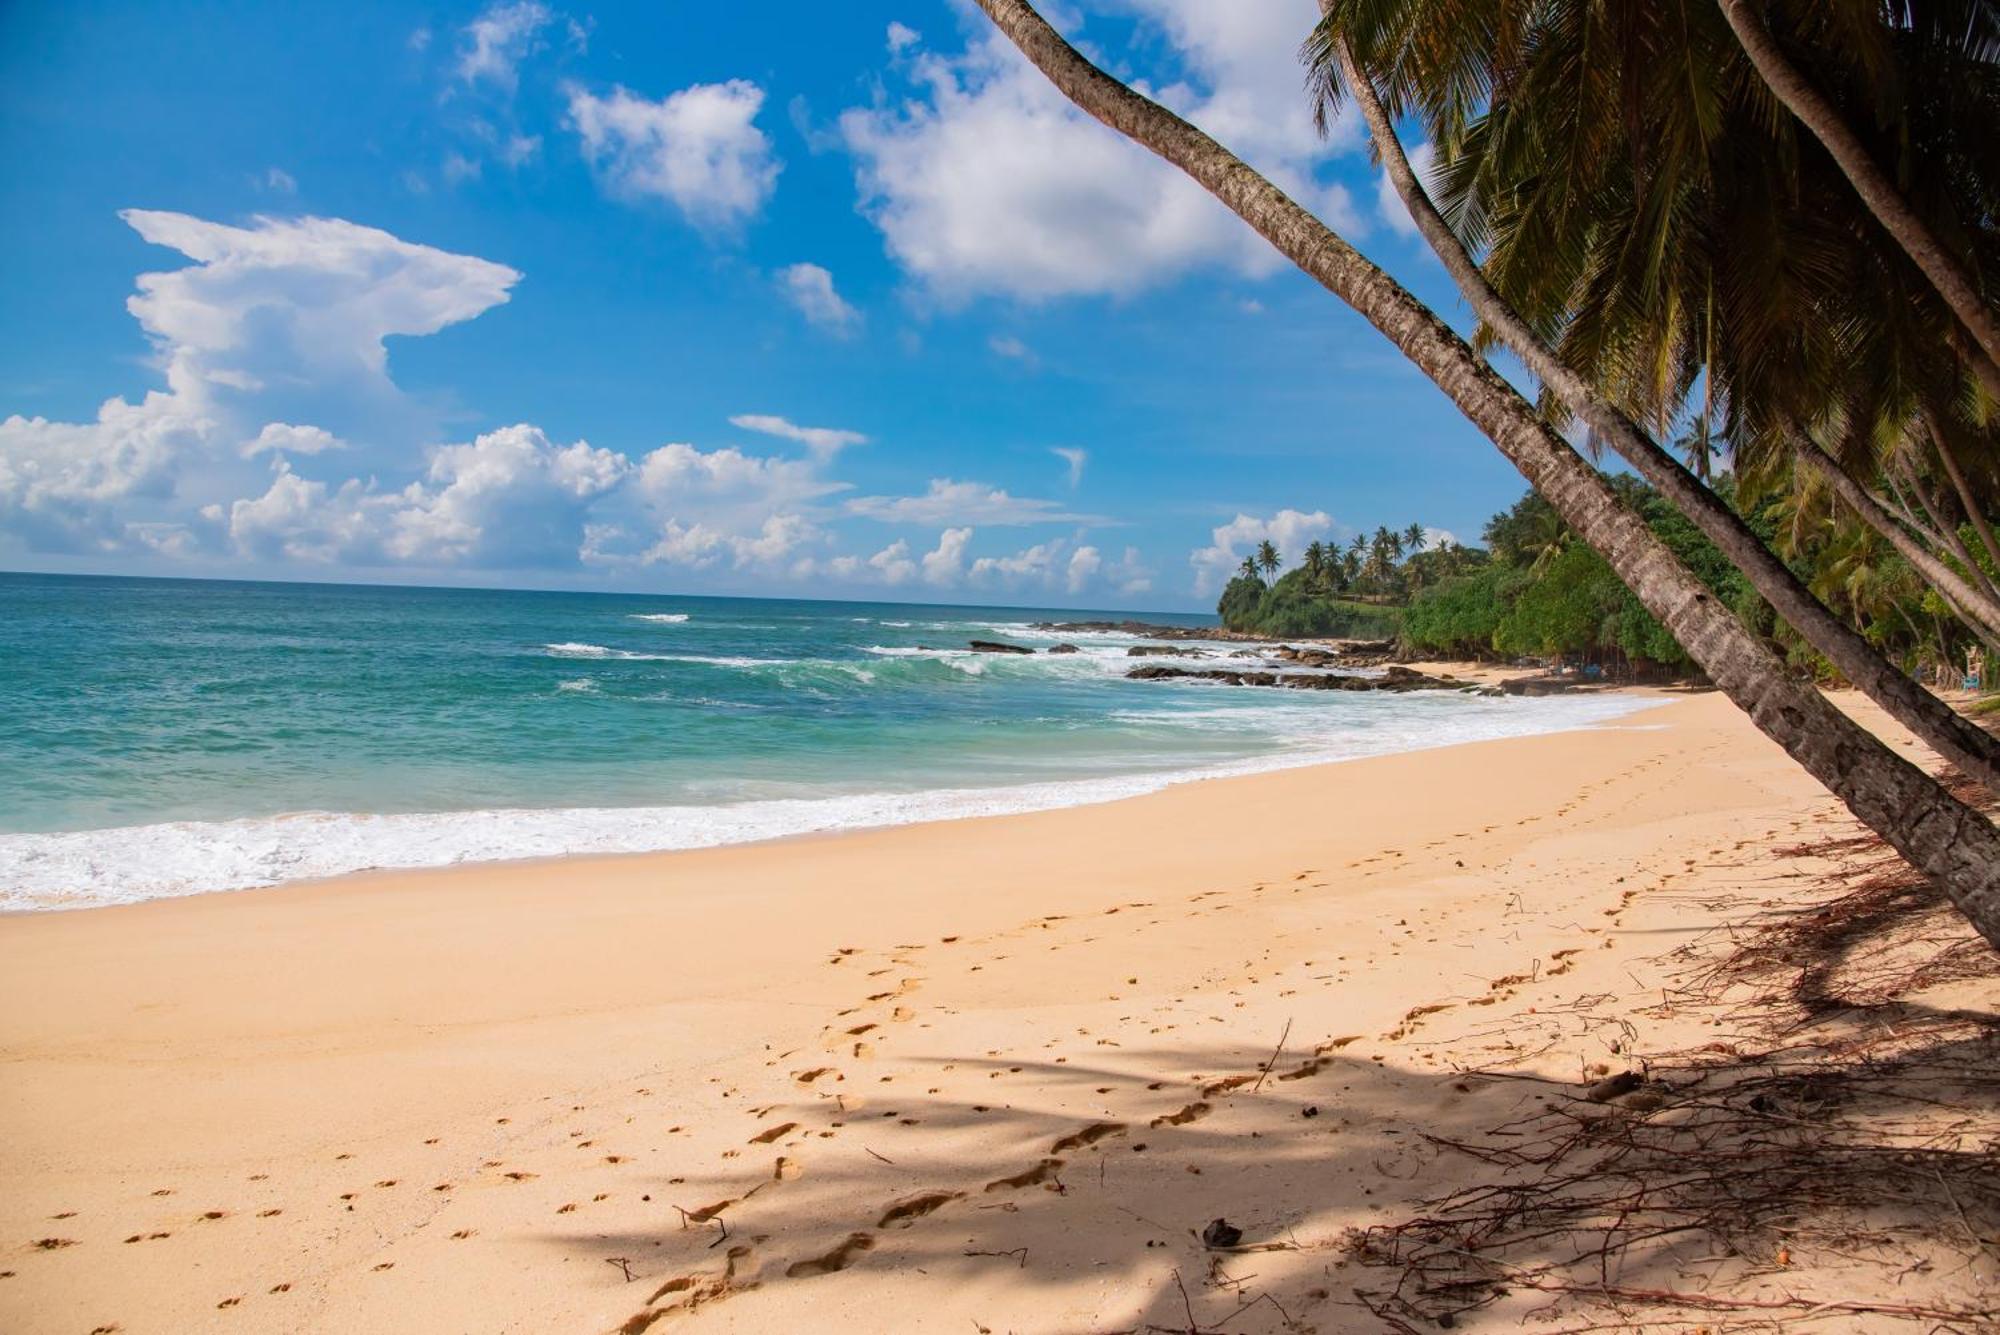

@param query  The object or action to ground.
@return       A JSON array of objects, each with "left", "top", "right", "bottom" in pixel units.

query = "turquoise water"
[{"left": 0, "top": 572, "right": 1650, "bottom": 908}]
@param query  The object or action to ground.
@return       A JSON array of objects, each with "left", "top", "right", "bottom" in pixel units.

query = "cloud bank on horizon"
[{"left": 0, "top": 1, "right": 1472, "bottom": 607}]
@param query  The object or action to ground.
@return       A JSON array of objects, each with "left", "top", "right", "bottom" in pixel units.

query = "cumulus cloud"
[
  {"left": 1051, "top": 446, "right": 1086, "bottom": 487},
  {"left": 242, "top": 422, "right": 345, "bottom": 457},
  {"left": 921, "top": 526, "right": 972, "bottom": 585},
  {"left": 868, "top": 538, "right": 917, "bottom": 584},
  {"left": 1189, "top": 508, "right": 1332, "bottom": 595},
  {"left": 568, "top": 80, "right": 781, "bottom": 229},
  {"left": 121, "top": 209, "right": 520, "bottom": 406},
  {"left": 228, "top": 424, "right": 629, "bottom": 568},
  {"left": 846, "top": 478, "right": 1102, "bottom": 526},
  {"left": 886, "top": 21, "right": 921, "bottom": 54},
  {"left": 1066, "top": 543, "right": 1102, "bottom": 592},
  {"left": 838, "top": 1, "right": 1355, "bottom": 301},
  {"left": 0, "top": 210, "right": 518, "bottom": 558},
  {"left": 988, "top": 334, "right": 1033, "bottom": 361},
  {"left": 458, "top": 1, "right": 552, "bottom": 89},
  {"left": 775, "top": 263, "right": 860, "bottom": 335},
  {"left": 1107, "top": 544, "right": 1155, "bottom": 595},
  {"left": 728, "top": 413, "right": 868, "bottom": 459}
]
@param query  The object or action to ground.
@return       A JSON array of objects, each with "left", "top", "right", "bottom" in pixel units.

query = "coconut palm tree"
[
  {"left": 1255, "top": 540, "right": 1281, "bottom": 580},
  {"left": 1302, "top": 540, "right": 1329, "bottom": 587},
  {"left": 1403, "top": 522, "right": 1426, "bottom": 554},
  {"left": 1237, "top": 555, "right": 1261, "bottom": 583},
  {"left": 1714, "top": 0, "right": 2000, "bottom": 401},
  {"left": 1307, "top": 0, "right": 2000, "bottom": 794},
  {"left": 972, "top": 0, "right": 2000, "bottom": 946}
]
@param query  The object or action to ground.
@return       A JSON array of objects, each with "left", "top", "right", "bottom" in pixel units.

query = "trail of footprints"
[{"left": 17, "top": 771, "right": 1694, "bottom": 1333}]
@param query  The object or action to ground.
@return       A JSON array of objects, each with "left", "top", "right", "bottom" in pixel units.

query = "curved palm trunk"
[
  {"left": 1716, "top": 0, "right": 2000, "bottom": 404},
  {"left": 972, "top": 0, "right": 2000, "bottom": 949},
  {"left": 1333, "top": 36, "right": 2000, "bottom": 799},
  {"left": 1924, "top": 414, "right": 2000, "bottom": 598},
  {"left": 1794, "top": 439, "right": 2000, "bottom": 641}
]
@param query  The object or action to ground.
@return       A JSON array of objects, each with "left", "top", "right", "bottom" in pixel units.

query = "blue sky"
[{"left": 0, "top": 0, "right": 1531, "bottom": 611}]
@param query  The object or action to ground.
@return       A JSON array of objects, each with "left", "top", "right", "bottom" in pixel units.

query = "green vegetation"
[{"left": 1217, "top": 522, "right": 1480, "bottom": 639}]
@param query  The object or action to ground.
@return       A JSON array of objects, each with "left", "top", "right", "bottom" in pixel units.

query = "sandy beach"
[{"left": 2, "top": 687, "right": 1994, "bottom": 1334}]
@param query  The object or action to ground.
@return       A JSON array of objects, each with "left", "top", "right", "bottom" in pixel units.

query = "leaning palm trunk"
[
  {"left": 972, "top": 0, "right": 2000, "bottom": 949},
  {"left": 1716, "top": 0, "right": 2000, "bottom": 404},
  {"left": 1794, "top": 438, "right": 2000, "bottom": 641},
  {"left": 1331, "top": 35, "right": 2000, "bottom": 799}
]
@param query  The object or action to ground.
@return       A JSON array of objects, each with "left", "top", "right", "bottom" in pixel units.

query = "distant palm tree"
[
  {"left": 1255, "top": 540, "right": 1280, "bottom": 580},
  {"left": 1237, "top": 555, "right": 1260, "bottom": 583},
  {"left": 1403, "top": 522, "right": 1426, "bottom": 554},
  {"left": 1302, "top": 540, "right": 1328, "bottom": 586}
]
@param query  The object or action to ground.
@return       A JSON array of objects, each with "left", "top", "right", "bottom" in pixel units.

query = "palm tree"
[
  {"left": 1309, "top": 3, "right": 2000, "bottom": 795},
  {"left": 1714, "top": 0, "right": 2000, "bottom": 402},
  {"left": 1302, "top": 540, "right": 1329, "bottom": 587},
  {"left": 1255, "top": 540, "right": 1281, "bottom": 580},
  {"left": 1237, "top": 555, "right": 1261, "bottom": 583},
  {"left": 1403, "top": 522, "right": 1425, "bottom": 555},
  {"left": 973, "top": 0, "right": 2000, "bottom": 946}
]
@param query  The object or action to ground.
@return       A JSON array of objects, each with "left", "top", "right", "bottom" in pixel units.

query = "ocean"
[{"left": 0, "top": 572, "right": 1652, "bottom": 909}]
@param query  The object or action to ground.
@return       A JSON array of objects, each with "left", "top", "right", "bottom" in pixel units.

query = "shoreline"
[
  {"left": 9, "top": 688, "right": 1976, "bottom": 1334},
  {"left": 0, "top": 662, "right": 1664, "bottom": 913}
]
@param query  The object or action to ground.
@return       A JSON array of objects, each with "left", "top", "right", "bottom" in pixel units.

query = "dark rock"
[
  {"left": 1128, "top": 664, "right": 1462, "bottom": 693},
  {"left": 968, "top": 640, "right": 1034, "bottom": 655},
  {"left": 1046, "top": 643, "right": 1081, "bottom": 655},
  {"left": 1127, "top": 645, "right": 1204, "bottom": 658},
  {"left": 1501, "top": 675, "right": 1573, "bottom": 696},
  {"left": 1201, "top": 1218, "right": 1244, "bottom": 1249}
]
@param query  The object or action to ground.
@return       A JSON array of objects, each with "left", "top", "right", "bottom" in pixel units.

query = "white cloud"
[
  {"left": 839, "top": 2, "right": 1354, "bottom": 301},
  {"left": 1051, "top": 446, "right": 1086, "bottom": 487},
  {"left": 988, "top": 333, "right": 1033, "bottom": 362},
  {"left": 0, "top": 394, "right": 212, "bottom": 552},
  {"left": 1, "top": 210, "right": 518, "bottom": 558},
  {"left": 242, "top": 422, "right": 344, "bottom": 457},
  {"left": 458, "top": 1, "right": 551, "bottom": 90},
  {"left": 228, "top": 424, "right": 629, "bottom": 568},
  {"left": 1107, "top": 544, "right": 1155, "bottom": 595},
  {"left": 1188, "top": 508, "right": 1332, "bottom": 595},
  {"left": 1376, "top": 140, "right": 1436, "bottom": 238},
  {"left": 776, "top": 263, "right": 861, "bottom": 335},
  {"left": 443, "top": 152, "right": 483, "bottom": 185},
  {"left": 120, "top": 209, "right": 520, "bottom": 405},
  {"left": 263, "top": 167, "right": 297, "bottom": 194},
  {"left": 728, "top": 413, "right": 868, "bottom": 459},
  {"left": 1066, "top": 543, "right": 1102, "bottom": 592},
  {"left": 887, "top": 21, "right": 921, "bottom": 54},
  {"left": 971, "top": 536, "right": 1064, "bottom": 586},
  {"left": 868, "top": 538, "right": 917, "bottom": 584},
  {"left": 847, "top": 478, "right": 1101, "bottom": 526},
  {"left": 922, "top": 526, "right": 972, "bottom": 585},
  {"left": 568, "top": 80, "right": 781, "bottom": 229}
]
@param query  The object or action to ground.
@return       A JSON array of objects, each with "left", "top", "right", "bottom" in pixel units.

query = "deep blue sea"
[{"left": 0, "top": 572, "right": 1651, "bottom": 909}]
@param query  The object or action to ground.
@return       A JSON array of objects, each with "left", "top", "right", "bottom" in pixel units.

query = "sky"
[{"left": 0, "top": 0, "right": 1534, "bottom": 612}]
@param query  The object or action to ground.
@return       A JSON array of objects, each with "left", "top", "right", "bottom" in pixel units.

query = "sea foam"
[{"left": 0, "top": 690, "right": 1658, "bottom": 911}]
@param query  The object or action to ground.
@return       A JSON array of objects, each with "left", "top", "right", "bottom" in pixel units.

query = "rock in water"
[
  {"left": 1046, "top": 643, "right": 1080, "bottom": 654},
  {"left": 968, "top": 640, "right": 1034, "bottom": 655}
]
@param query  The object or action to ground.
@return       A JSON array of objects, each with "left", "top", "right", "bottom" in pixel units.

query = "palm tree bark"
[
  {"left": 1716, "top": 0, "right": 2000, "bottom": 404},
  {"left": 1925, "top": 412, "right": 2000, "bottom": 594},
  {"left": 1796, "top": 438, "right": 2000, "bottom": 640},
  {"left": 1333, "top": 35, "right": 2000, "bottom": 799},
  {"left": 972, "top": 0, "right": 2000, "bottom": 949}
]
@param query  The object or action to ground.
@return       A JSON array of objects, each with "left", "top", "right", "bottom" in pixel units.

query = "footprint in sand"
[
  {"left": 786, "top": 1232, "right": 873, "bottom": 1278},
  {"left": 877, "top": 1191, "right": 961, "bottom": 1228},
  {"left": 1049, "top": 1122, "right": 1126, "bottom": 1154},
  {"left": 984, "top": 1159, "right": 1063, "bottom": 1192}
]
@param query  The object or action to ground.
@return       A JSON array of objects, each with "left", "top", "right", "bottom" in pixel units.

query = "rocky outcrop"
[
  {"left": 1126, "top": 663, "right": 1466, "bottom": 693},
  {"left": 969, "top": 640, "right": 1034, "bottom": 655},
  {"left": 1500, "top": 674, "right": 1580, "bottom": 696},
  {"left": 1127, "top": 645, "right": 1205, "bottom": 658},
  {"left": 1047, "top": 643, "right": 1081, "bottom": 655}
]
